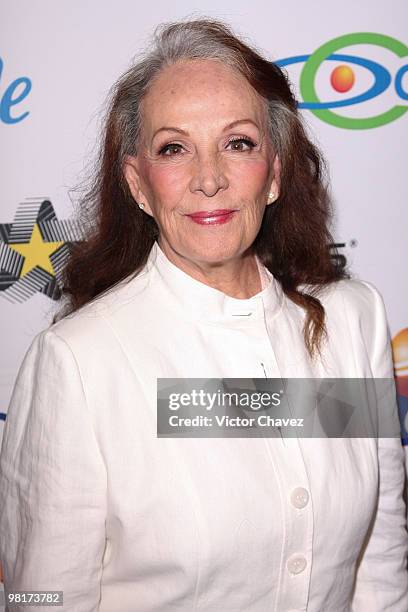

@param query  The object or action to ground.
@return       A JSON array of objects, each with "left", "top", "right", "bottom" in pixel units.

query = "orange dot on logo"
[
  {"left": 330, "top": 65, "right": 355, "bottom": 93},
  {"left": 393, "top": 328, "right": 408, "bottom": 376},
  {"left": 392, "top": 328, "right": 408, "bottom": 396}
]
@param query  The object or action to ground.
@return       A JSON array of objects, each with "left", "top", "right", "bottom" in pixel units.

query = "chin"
[{"left": 183, "top": 241, "right": 247, "bottom": 264}]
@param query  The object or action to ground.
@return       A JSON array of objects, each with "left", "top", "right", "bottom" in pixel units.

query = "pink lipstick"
[{"left": 186, "top": 209, "right": 238, "bottom": 226}]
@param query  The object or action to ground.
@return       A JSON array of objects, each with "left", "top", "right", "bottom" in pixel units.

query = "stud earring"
[
  {"left": 138, "top": 203, "right": 145, "bottom": 210},
  {"left": 268, "top": 192, "right": 276, "bottom": 204}
]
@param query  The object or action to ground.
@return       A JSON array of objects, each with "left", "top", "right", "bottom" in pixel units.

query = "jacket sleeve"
[
  {"left": 351, "top": 281, "right": 408, "bottom": 611},
  {"left": 0, "top": 328, "right": 107, "bottom": 611}
]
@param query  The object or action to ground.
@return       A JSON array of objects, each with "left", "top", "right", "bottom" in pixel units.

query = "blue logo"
[{"left": 0, "top": 57, "right": 32, "bottom": 124}]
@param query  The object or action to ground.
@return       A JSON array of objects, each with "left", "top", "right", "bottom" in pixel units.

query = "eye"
[
  {"left": 227, "top": 137, "right": 257, "bottom": 151},
  {"left": 158, "top": 143, "right": 184, "bottom": 156},
  {"left": 158, "top": 136, "right": 257, "bottom": 156}
]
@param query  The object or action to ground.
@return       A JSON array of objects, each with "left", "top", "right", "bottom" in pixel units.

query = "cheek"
[
  {"left": 229, "top": 159, "right": 270, "bottom": 197},
  {"left": 144, "top": 163, "right": 186, "bottom": 206}
]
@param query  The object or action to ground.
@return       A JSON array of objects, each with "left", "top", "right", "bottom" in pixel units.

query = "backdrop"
[{"left": 1, "top": 0, "right": 407, "bottom": 518}]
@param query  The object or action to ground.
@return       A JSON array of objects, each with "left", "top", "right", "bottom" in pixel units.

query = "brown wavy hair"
[{"left": 54, "top": 17, "right": 349, "bottom": 359}]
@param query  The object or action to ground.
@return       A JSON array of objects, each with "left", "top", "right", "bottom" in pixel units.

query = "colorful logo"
[
  {"left": 277, "top": 33, "right": 408, "bottom": 129},
  {"left": 0, "top": 198, "right": 82, "bottom": 302},
  {"left": 392, "top": 328, "right": 408, "bottom": 445}
]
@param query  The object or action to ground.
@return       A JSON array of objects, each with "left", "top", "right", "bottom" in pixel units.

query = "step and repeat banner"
[{"left": 1, "top": 2, "right": 407, "bottom": 452}]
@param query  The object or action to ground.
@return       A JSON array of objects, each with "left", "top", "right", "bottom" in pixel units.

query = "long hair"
[{"left": 54, "top": 17, "right": 349, "bottom": 359}]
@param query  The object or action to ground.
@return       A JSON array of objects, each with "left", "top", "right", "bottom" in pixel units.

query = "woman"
[{"left": 0, "top": 18, "right": 407, "bottom": 612}]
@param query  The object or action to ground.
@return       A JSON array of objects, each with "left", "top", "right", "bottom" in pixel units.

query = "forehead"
[{"left": 140, "top": 59, "right": 267, "bottom": 133}]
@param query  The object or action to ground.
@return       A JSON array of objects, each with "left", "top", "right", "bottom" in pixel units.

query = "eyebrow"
[{"left": 152, "top": 118, "right": 260, "bottom": 139}]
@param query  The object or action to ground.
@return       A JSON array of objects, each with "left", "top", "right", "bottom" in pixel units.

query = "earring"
[
  {"left": 138, "top": 203, "right": 145, "bottom": 210},
  {"left": 268, "top": 192, "right": 276, "bottom": 204}
]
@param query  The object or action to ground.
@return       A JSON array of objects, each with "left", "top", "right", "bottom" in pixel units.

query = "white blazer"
[{"left": 0, "top": 240, "right": 407, "bottom": 611}]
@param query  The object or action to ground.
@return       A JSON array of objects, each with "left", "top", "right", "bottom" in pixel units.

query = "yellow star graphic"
[{"left": 9, "top": 223, "right": 64, "bottom": 277}]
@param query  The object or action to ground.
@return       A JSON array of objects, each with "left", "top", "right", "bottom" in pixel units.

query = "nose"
[{"left": 189, "top": 152, "right": 229, "bottom": 197}]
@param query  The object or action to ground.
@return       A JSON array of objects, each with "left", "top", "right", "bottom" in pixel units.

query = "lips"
[
  {"left": 186, "top": 209, "right": 238, "bottom": 226},
  {"left": 187, "top": 209, "right": 237, "bottom": 218}
]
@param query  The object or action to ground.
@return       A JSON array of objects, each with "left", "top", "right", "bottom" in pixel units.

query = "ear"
[
  {"left": 266, "top": 154, "right": 281, "bottom": 205},
  {"left": 123, "top": 155, "right": 154, "bottom": 216}
]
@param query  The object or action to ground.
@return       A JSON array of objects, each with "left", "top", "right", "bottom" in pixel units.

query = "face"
[{"left": 124, "top": 58, "right": 280, "bottom": 267}]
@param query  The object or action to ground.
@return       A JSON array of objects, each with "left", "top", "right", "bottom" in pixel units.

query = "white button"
[
  {"left": 290, "top": 487, "right": 310, "bottom": 509},
  {"left": 287, "top": 554, "right": 307, "bottom": 575}
]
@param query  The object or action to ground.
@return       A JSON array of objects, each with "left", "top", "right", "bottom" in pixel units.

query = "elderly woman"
[{"left": 0, "top": 18, "right": 407, "bottom": 612}]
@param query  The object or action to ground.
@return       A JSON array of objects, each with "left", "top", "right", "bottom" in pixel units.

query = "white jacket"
[{"left": 0, "top": 240, "right": 407, "bottom": 611}]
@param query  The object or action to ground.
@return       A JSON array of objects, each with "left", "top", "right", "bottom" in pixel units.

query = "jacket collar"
[{"left": 146, "top": 241, "right": 285, "bottom": 324}]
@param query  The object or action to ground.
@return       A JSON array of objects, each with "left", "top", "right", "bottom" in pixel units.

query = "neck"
[{"left": 157, "top": 239, "right": 262, "bottom": 299}]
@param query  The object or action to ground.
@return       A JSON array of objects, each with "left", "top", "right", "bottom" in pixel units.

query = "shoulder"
[
  {"left": 295, "top": 276, "right": 390, "bottom": 336},
  {"left": 316, "top": 278, "right": 393, "bottom": 377},
  {"left": 294, "top": 277, "right": 387, "bottom": 330},
  {"left": 42, "top": 263, "right": 153, "bottom": 356},
  {"left": 315, "top": 277, "right": 383, "bottom": 313},
  {"left": 317, "top": 277, "right": 390, "bottom": 335}
]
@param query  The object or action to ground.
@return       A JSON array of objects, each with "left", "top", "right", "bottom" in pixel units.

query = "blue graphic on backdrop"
[
  {"left": 398, "top": 396, "right": 408, "bottom": 446},
  {"left": 276, "top": 53, "right": 393, "bottom": 109},
  {"left": 0, "top": 57, "right": 32, "bottom": 124}
]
